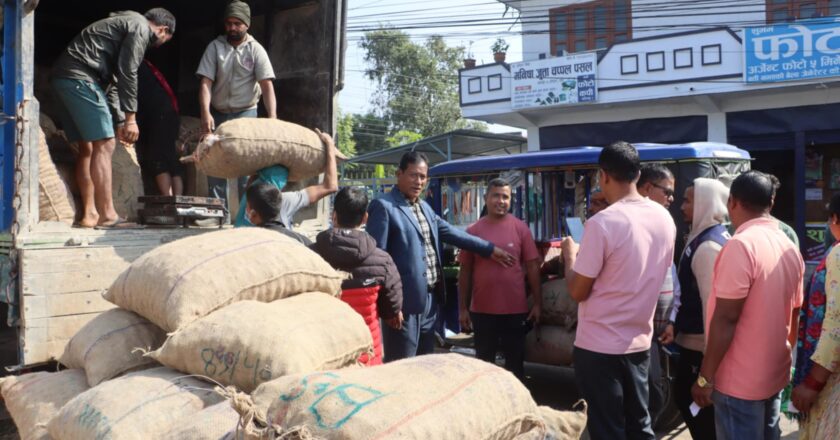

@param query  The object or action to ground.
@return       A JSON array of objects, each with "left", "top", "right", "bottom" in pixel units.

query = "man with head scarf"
[
  {"left": 196, "top": 0, "right": 277, "bottom": 216},
  {"left": 672, "top": 177, "right": 730, "bottom": 439}
]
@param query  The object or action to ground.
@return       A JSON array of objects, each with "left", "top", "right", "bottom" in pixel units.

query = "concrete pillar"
[
  {"left": 527, "top": 126, "right": 541, "bottom": 151},
  {"left": 707, "top": 113, "right": 728, "bottom": 143}
]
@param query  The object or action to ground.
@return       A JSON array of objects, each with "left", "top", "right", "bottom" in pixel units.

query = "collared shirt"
[
  {"left": 707, "top": 216, "right": 804, "bottom": 400},
  {"left": 407, "top": 198, "right": 439, "bottom": 288},
  {"left": 196, "top": 35, "right": 275, "bottom": 114},
  {"left": 573, "top": 197, "right": 676, "bottom": 355}
]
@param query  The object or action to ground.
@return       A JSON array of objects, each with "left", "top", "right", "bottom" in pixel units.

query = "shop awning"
[{"left": 347, "top": 130, "right": 527, "bottom": 166}]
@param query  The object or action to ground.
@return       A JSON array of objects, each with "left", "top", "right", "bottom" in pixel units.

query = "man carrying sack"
[{"left": 196, "top": 0, "right": 277, "bottom": 218}]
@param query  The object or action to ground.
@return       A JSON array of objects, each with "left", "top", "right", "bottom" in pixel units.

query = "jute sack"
[
  {"left": 160, "top": 401, "right": 242, "bottom": 440},
  {"left": 0, "top": 369, "right": 88, "bottom": 440},
  {"left": 47, "top": 366, "right": 222, "bottom": 440},
  {"left": 538, "top": 278, "right": 577, "bottom": 329},
  {"left": 228, "top": 353, "right": 545, "bottom": 439},
  {"left": 540, "top": 403, "right": 588, "bottom": 440},
  {"left": 525, "top": 325, "right": 575, "bottom": 366},
  {"left": 37, "top": 128, "right": 76, "bottom": 224},
  {"left": 186, "top": 118, "right": 344, "bottom": 182},
  {"left": 59, "top": 308, "right": 167, "bottom": 386},
  {"left": 111, "top": 142, "right": 144, "bottom": 221},
  {"left": 150, "top": 293, "right": 373, "bottom": 393},
  {"left": 104, "top": 228, "right": 343, "bottom": 331}
]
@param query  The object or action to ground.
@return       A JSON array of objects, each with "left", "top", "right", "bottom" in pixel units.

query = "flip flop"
[
  {"left": 94, "top": 218, "right": 144, "bottom": 230},
  {"left": 72, "top": 222, "right": 96, "bottom": 229}
]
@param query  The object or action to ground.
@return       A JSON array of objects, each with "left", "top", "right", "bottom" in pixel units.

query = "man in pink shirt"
[
  {"left": 562, "top": 142, "right": 676, "bottom": 440},
  {"left": 459, "top": 178, "right": 542, "bottom": 379},
  {"left": 692, "top": 170, "right": 804, "bottom": 440}
]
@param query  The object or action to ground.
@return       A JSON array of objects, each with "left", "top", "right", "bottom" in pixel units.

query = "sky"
[{"left": 339, "top": 0, "right": 523, "bottom": 134}]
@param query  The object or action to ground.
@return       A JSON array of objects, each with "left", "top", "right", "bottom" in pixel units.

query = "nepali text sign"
[
  {"left": 744, "top": 20, "right": 840, "bottom": 83},
  {"left": 511, "top": 53, "right": 597, "bottom": 110}
]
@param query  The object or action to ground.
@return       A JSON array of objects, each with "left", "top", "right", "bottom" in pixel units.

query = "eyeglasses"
[{"left": 651, "top": 182, "right": 675, "bottom": 198}]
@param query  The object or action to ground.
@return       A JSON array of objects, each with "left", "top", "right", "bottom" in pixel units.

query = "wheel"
[{"left": 654, "top": 348, "right": 683, "bottom": 433}]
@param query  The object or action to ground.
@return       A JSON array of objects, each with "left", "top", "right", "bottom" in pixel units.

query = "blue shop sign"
[{"left": 744, "top": 20, "right": 840, "bottom": 83}]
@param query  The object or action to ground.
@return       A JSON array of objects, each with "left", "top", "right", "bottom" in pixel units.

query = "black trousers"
[
  {"left": 675, "top": 346, "right": 717, "bottom": 440},
  {"left": 470, "top": 312, "right": 528, "bottom": 379},
  {"left": 648, "top": 342, "right": 665, "bottom": 426},
  {"left": 574, "top": 346, "right": 655, "bottom": 440}
]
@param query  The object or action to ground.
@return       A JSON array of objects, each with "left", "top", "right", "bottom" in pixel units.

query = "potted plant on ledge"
[
  {"left": 492, "top": 38, "right": 509, "bottom": 63},
  {"left": 464, "top": 41, "right": 476, "bottom": 68}
]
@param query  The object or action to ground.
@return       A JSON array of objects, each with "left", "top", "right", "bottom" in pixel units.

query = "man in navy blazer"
[{"left": 367, "top": 151, "right": 515, "bottom": 361}]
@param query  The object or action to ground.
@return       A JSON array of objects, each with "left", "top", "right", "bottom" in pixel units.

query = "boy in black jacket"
[{"left": 311, "top": 187, "right": 404, "bottom": 329}]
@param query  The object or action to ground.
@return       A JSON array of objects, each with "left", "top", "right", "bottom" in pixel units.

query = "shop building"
[{"left": 461, "top": 0, "right": 840, "bottom": 258}]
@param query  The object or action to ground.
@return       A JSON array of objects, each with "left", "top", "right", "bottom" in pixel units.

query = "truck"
[{"left": 0, "top": 0, "right": 347, "bottom": 369}]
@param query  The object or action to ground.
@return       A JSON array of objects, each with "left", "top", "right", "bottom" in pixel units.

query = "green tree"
[
  {"left": 386, "top": 130, "right": 423, "bottom": 147},
  {"left": 360, "top": 28, "right": 485, "bottom": 137},
  {"left": 335, "top": 111, "right": 357, "bottom": 158},
  {"left": 351, "top": 111, "right": 389, "bottom": 155}
]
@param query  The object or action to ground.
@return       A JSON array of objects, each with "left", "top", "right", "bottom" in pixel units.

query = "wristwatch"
[{"left": 696, "top": 375, "right": 713, "bottom": 388}]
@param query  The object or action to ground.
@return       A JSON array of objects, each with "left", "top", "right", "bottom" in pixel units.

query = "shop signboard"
[
  {"left": 511, "top": 53, "right": 597, "bottom": 110},
  {"left": 744, "top": 20, "right": 840, "bottom": 84},
  {"left": 804, "top": 223, "right": 829, "bottom": 263}
]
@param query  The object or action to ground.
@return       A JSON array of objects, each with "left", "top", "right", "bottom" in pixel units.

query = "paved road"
[{"left": 521, "top": 361, "right": 800, "bottom": 440}]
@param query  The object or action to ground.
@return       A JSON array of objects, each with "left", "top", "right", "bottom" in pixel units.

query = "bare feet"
[{"left": 76, "top": 212, "right": 99, "bottom": 228}]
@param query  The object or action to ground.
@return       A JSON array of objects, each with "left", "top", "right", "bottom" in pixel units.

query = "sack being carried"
[
  {"left": 59, "top": 308, "right": 166, "bottom": 386},
  {"left": 48, "top": 367, "right": 222, "bottom": 440},
  {"left": 228, "top": 353, "right": 545, "bottom": 439},
  {"left": 104, "top": 228, "right": 344, "bottom": 331},
  {"left": 183, "top": 118, "right": 345, "bottom": 182},
  {"left": 0, "top": 369, "right": 89, "bottom": 440},
  {"left": 150, "top": 293, "right": 373, "bottom": 393}
]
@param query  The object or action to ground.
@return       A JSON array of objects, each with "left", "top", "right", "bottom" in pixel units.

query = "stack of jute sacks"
[
  {"left": 526, "top": 278, "right": 578, "bottom": 367},
  {"left": 0, "top": 228, "right": 587, "bottom": 439},
  {"left": 0, "top": 227, "right": 376, "bottom": 439}
]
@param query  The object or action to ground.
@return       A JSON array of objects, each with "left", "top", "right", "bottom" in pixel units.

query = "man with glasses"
[
  {"left": 51, "top": 8, "right": 176, "bottom": 229},
  {"left": 366, "top": 152, "right": 516, "bottom": 362},
  {"left": 637, "top": 163, "right": 680, "bottom": 426}
]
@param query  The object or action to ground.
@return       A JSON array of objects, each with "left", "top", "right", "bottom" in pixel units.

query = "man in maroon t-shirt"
[{"left": 458, "top": 178, "right": 542, "bottom": 378}]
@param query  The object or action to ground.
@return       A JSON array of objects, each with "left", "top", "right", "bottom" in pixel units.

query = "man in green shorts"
[{"left": 51, "top": 8, "right": 175, "bottom": 228}]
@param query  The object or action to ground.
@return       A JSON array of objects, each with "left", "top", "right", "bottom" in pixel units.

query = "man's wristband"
[
  {"left": 804, "top": 375, "right": 827, "bottom": 392},
  {"left": 125, "top": 121, "right": 137, "bottom": 126}
]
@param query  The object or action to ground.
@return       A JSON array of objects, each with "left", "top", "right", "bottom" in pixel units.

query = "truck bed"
[{"left": 11, "top": 223, "right": 213, "bottom": 367}]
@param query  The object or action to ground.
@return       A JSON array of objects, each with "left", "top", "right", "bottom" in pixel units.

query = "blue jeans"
[
  {"left": 206, "top": 108, "right": 257, "bottom": 218},
  {"left": 713, "top": 390, "right": 781, "bottom": 440},
  {"left": 381, "top": 291, "right": 437, "bottom": 362}
]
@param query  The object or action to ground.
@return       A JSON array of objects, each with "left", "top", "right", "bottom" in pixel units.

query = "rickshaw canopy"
[{"left": 429, "top": 142, "right": 751, "bottom": 177}]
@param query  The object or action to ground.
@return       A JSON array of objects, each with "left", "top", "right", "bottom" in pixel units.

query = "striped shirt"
[{"left": 409, "top": 199, "right": 439, "bottom": 288}]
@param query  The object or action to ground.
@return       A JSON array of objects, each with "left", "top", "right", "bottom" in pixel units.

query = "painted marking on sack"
[
  {"left": 200, "top": 346, "right": 272, "bottom": 386},
  {"left": 277, "top": 372, "right": 387, "bottom": 429}
]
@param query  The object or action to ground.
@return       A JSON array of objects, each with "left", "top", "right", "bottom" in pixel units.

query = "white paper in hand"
[{"left": 689, "top": 402, "right": 702, "bottom": 417}]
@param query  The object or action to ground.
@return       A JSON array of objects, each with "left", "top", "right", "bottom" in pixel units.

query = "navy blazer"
[{"left": 366, "top": 190, "right": 494, "bottom": 315}]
